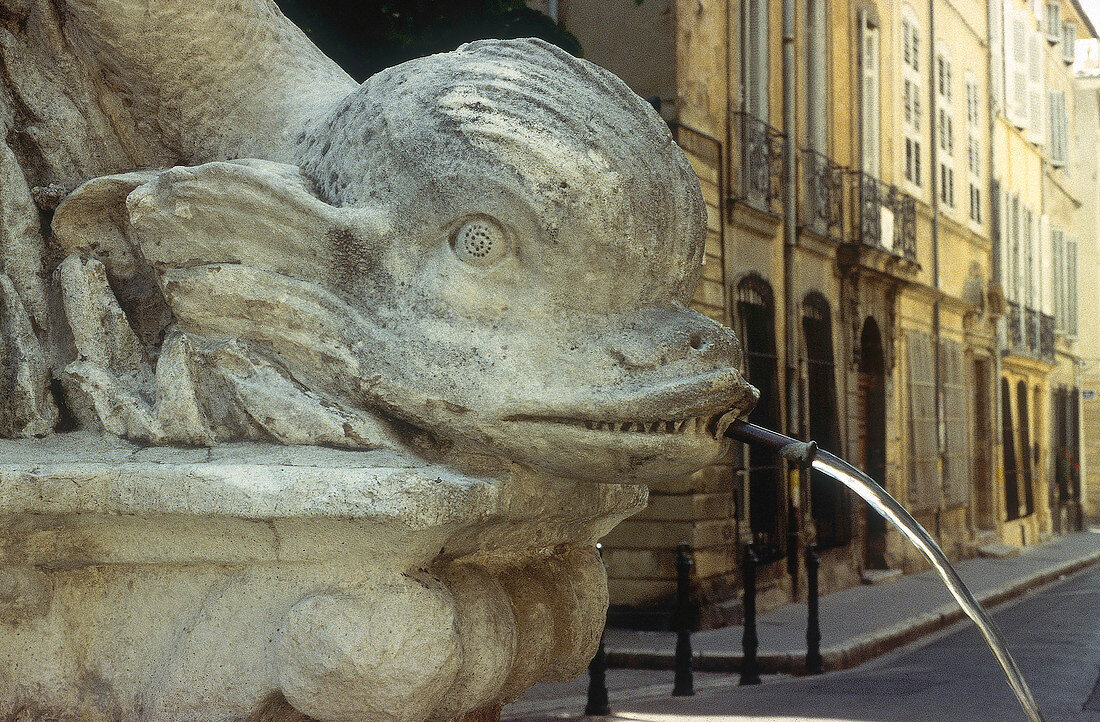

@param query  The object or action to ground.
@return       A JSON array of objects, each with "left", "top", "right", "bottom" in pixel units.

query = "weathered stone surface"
[{"left": 0, "top": 435, "right": 647, "bottom": 721}]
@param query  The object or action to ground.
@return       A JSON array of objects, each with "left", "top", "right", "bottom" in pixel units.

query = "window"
[
  {"left": 900, "top": 9, "right": 919, "bottom": 185},
  {"left": 806, "top": 0, "right": 828, "bottom": 154},
  {"left": 1063, "top": 21, "right": 1077, "bottom": 63},
  {"left": 1008, "top": 6, "right": 1029, "bottom": 124},
  {"left": 937, "top": 53, "right": 954, "bottom": 207},
  {"left": 1023, "top": 207, "right": 1035, "bottom": 309},
  {"left": 861, "top": 10, "right": 881, "bottom": 176},
  {"left": 1067, "top": 237, "right": 1078, "bottom": 336},
  {"left": 802, "top": 294, "right": 847, "bottom": 549},
  {"left": 736, "top": 276, "right": 785, "bottom": 562},
  {"left": 1053, "top": 227, "right": 1066, "bottom": 332},
  {"left": 744, "top": 0, "right": 769, "bottom": 120},
  {"left": 1008, "top": 194, "right": 1021, "bottom": 301},
  {"left": 1045, "top": 2, "right": 1062, "bottom": 40},
  {"left": 1048, "top": 89, "right": 1068, "bottom": 165},
  {"left": 966, "top": 74, "right": 982, "bottom": 224},
  {"left": 1027, "top": 30, "right": 1045, "bottom": 143}
]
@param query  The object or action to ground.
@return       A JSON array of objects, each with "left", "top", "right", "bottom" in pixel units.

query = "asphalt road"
[{"left": 504, "top": 562, "right": 1100, "bottom": 721}]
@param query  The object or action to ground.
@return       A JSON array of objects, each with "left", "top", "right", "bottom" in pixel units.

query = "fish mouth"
[{"left": 507, "top": 412, "right": 726, "bottom": 438}]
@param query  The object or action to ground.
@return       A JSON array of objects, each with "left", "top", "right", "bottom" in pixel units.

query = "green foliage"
[{"left": 275, "top": 1, "right": 583, "bottom": 81}]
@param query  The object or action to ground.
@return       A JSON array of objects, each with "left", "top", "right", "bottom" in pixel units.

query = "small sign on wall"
[{"left": 1082, "top": 389, "right": 1097, "bottom": 401}]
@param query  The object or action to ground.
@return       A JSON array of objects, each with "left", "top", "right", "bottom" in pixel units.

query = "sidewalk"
[{"left": 504, "top": 529, "right": 1100, "bottom": 719}]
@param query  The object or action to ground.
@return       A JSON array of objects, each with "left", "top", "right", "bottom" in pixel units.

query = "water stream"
[{"left": 724, "top": 421, "right": 1044, "bottom": 722}]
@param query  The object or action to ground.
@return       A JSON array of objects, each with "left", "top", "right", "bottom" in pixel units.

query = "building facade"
[{"left": 541, "top": 0, "right": 1096, "bottom": 625}]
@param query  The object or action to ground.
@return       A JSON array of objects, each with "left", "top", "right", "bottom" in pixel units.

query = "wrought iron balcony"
[
  {"left": 847, "top": 171, "right": 918, "bottom": 263},
  {"left": 732, "top": 111, "right": 786, "bottom": 215},
  {"left": 800, "top": 148, "right": 845, "bottom": 238},
  {"left": 1006, "top": 301, "right": 1021, "bottom": 350},
  {"left": 1040, "top": 312, "right": 1055, "bottom": 361},
  {"left": 1025, "top": 307, "right": 1038, "bottom": 356},
  {"left": 1004, "top": 302, "right": 1056, "bottom": 363}
]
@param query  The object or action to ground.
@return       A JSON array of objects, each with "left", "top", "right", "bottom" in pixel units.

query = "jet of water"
[{"left": 724, "top": 421, "right": 1044, "bottom": 722}]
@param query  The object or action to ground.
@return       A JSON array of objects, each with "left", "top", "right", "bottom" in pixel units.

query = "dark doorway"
[
  {"left": 803, "top": 294, "right": 848, "bottom": 549},
  {"left": 858, "top": 318, "right": 888, "bottom": 569},
  {"left": 1003, "top": 377, "right": 1020, "bottom": 520},
  {"left": 973, "top": 360, "right": 995, "bottom": 530},
  {"left": 737, "top": 276, "right": 785, "bottom": 563},
  {"left": 1017, "top": 381, "right": 1034, "bottom": 517}
]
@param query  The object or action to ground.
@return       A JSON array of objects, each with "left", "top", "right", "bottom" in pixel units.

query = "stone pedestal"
[{"left": 0, "top": 434, "right": 646, "bottom": 721}]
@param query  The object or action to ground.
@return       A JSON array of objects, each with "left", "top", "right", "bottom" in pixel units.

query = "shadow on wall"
[{"left": 275, "top": 0, "right": 583, "bottom": 81}]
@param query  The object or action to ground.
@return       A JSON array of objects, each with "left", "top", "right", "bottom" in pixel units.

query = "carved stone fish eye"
[{"left": 452, "top": 217, "right": 508, "bottom": 266}]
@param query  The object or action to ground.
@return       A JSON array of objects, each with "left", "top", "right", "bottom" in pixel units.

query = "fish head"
[{"left": 300, "top": 38, "right": 758, "bottom": 482}]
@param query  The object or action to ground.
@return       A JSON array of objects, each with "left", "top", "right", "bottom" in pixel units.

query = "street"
[{"left": 504, "top": 563, "right": 1100, "bottom": 721}]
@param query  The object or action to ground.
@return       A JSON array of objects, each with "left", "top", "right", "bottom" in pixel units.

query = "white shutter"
[
  {"left": 1052, "top": 227, "right": 1065, "bottom": 331},
  {"left": 1068, "top": 238, "right": 1078, "bottom": 336},
  {"left": 1063, "top": 22, "right": 1077, "bottom": 64},
  {"left": 1039, "top": 214, "right": 1051, "bottom": 314},
  {"left": 1010, "top": 15, "right": 1029, "bottom": 126},
  {"left": 1049, "top": 91, "right": 1064, "bottom": 163},
  {"left": 861, "top": 16, "right": 880, "bottom": 176},
  {"left": 991, "top": 1, "right": 1004, "bottom": 113},
  {"left": 1027, "top": 31, "right": 1045, "bottom": 143}
]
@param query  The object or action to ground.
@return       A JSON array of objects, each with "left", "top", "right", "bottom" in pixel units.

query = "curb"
[{"left": 604, "top": 547, "right": 1100, "bottom": 675}]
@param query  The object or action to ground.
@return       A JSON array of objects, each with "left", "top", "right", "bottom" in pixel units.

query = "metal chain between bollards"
[
  {"left": 585, "top": 543, "right": 611, "bottom": 716},
  {"left": 672, "top": 542, "right": 694, "bottom": 696},
  {"left": 805, "top": 542, "right": 824, "bottom": 674},
  {"left": 740, "top": 539, "right": 761, "bottom": 685}
]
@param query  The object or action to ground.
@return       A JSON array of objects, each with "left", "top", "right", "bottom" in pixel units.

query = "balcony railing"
[
  {"left": 732, "top": 111, "right": 786, "bottom": 215},
  {"left": 1005, "top": 301, "right": 1055, "bottom": 363},
  {"left": 847, "top": 171, "right": 917, "bottom": 262},
  {"left": 1040, "top": 312, "right": 1055, "bottom": 360},
  {"left": 801, "top": 148, "right": 845, "bottom": 238}
]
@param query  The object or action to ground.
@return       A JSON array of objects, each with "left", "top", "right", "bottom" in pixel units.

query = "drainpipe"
[
  {"left": 782, "top": 0, "right": 801, "bottom": 586},
  {"left": 929, "top": 0, "right": 944, "bottom": 538},
  {"left": 989, "top": 0, "right": 1004, "bottom": 535}
]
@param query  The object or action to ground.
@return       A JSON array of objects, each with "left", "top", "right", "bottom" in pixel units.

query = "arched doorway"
[
  {"left": 736, "top": 276, "right": 785, "bottom": 563},
  {"left": 803, "top": 294, "right": 847, "bottom": 549},
  {"left": 858, "top": 318, "right": 888, "bottom": 569},
  {"left": 1002, "top": 377, "right": 1020, "bottom": 520}
]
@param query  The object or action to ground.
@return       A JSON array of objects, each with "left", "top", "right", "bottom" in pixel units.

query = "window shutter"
[
  {"left": 991, "top": 0, "right": 1004, "bottom": 113},
  {"left": 1063, "top": 22, "right": 1077, "bottom": 64},
  {"left": 861, "top": 16, "right": 880, "bottom": 176},
  {"left": 1052, "top": 227, "right": 1065, "bottom": 332},
  {"left": 908, "top": 331, "right": 940, "bottom": 513},
  {"left": 1049, "top": 90, "right": 1067, "bottom": 164},
  {"left": 1068, "top": 238, "right": 1078, "bottom": 336},
  {"left": 941, "top": 340, "right": 970, "bottom": 509},
  {"left": 1039, "top": 214, "right": 1051, "bottom": 313},
  {"left": 1027, "top": 31, "right": 1045, "bottom": 143},
  {"left": 1045, "top": 2, "right": 1061, "bottom": 39},
  {"left": 1010, "top": 16, "right": 1029, "bottom": 126}
]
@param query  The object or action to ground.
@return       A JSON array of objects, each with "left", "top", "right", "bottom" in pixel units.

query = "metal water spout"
[{"left": 722, "top": 420, "right": 1044, "bottom": 722}]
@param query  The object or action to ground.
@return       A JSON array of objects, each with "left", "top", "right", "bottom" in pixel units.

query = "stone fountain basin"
[{"left": 0, "top": 433, "right": 646, "bottom": 721}]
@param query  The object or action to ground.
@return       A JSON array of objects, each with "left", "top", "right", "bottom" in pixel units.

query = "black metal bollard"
[
  {"left": 585, "top": 543, "right": 611, "bottom": 716},
  {"left": 805, "top": 542, "right": 824, "bottom": 674},
  {"left": 740, "top": 540, "right": 761, "bottom": 685},
  {"left": 585, "top": 630, "right": 611, "bottom": 715},
  {"left": 672, "top": 542, "right": 695, "bottom": 696}
]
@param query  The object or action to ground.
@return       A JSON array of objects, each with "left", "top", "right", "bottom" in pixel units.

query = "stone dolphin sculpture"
[{"left": 37, "top": 4, "right": 758, "bottom": 483}]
